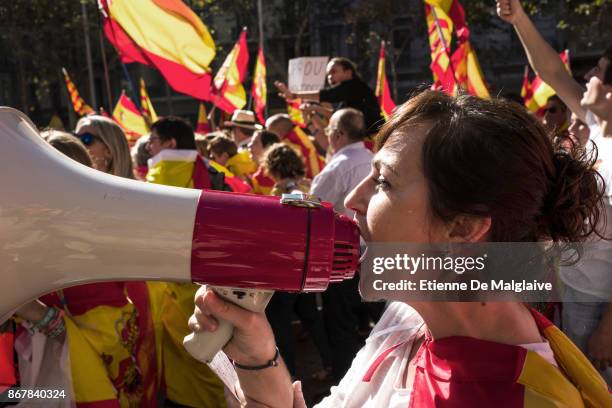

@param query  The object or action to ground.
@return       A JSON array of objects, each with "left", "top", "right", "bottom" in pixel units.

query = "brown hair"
[
  {"left": 263, "top": 143, "right": 305, "bottom": 180},
  {"left": 41, "top": 130, "right": 93, "bottom": 167},
  {"left": 208, "top": 135, "right": 238, "bottom": 158},
  {"left": 376, "top": 90, "right": 605, "bottom": 247}
]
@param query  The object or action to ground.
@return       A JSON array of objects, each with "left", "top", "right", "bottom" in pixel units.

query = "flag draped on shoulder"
[
  {"left": 140, "top": 78, "right": 158, "bottom": 124},
  {"left": 113, "top": 91, "right": 149, "bottom": 146},
  {"left": 424, "top": 0, "right": 489, "bottom": 98},
  {"left": 375, "top": 41, "right": 396, "bottom": 120},
  {"left": 211, "top": 28, "right": 249, "bottom": 113},
  {"left": 252, "top": 47, "right": 267, "bottom": 125},
  {"left": 196, "top": 103, "right": 211, "bottom": 133},
  {"left": 62, "top": 68, "right": 95, "bottom": 116},
  {"left": 100, "top": 0, "right": 215, "bottom": 101}
]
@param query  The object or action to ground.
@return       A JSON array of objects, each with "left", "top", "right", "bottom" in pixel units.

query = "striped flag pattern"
[{"left": 62, "top": 68, "right": 95, "bottom": 116}]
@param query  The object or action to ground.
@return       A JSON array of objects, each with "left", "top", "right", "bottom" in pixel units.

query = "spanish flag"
[
  {"left": 526, "top": 50, "right": 570, "bottom": 114},
  {"left": 196, "top": 103, "right": 211, "bottom": 133},
  {"left": 287, "top": 98, "right": 306, "bottom": 128},
  {"left": 113, "top": 91, "right": 149, "bottom": 146},
  {"left": 283, "top": 127, "right": 325, "bottom": 178},
  {"left": 140, "top": 78, "right": 158, "bottom": 125},
  {"left": 521, "top": 65, "right": 539, "bottom": 112},
  {"left": 375, "top": 41, "right": 396, "bottom": 120},
  {"left": 252, "top": 47, "right": 267, "bottom": 125},
  {"left": 62, "top": 68, "right": 95, "bottom": 116},
  {"left": 100, "top": 0, "right": 215, "bottom": 101},
  {"left": 211, "top": 28, "right": 249, "bottom": 113}
]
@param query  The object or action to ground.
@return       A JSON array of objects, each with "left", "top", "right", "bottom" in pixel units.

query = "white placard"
[{"left": 288, "top": 57, "right": 329, "bottom": 92}]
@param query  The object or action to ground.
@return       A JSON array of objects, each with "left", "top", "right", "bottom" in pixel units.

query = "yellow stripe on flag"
[{"left": 107, "top": 0, "right": 215, "bottom": 74}]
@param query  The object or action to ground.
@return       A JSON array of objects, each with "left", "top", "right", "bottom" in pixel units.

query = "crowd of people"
[{"left": 3, "top": 0, "right": 612, "bottom": 406}]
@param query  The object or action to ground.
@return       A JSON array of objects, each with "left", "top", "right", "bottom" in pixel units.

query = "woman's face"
[
  {"left": 76, "top": 121, "right": 111, "bottom": 173},
  {"left": 345, "top": 125, "right": 448, "bottom": 244}
]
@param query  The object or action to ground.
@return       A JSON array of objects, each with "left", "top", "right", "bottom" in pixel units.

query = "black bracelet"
[{"left": 231, "top": 347, "right": 280, "bottom": 371}]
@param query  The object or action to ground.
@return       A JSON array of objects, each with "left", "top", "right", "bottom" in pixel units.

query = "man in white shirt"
[
  {"left": 311, "top": 108, "right": 373, "bottom": 216},
  {"left": 497, "top": 0, "right": 612, "bottom": 383},
  {"left": 310, "top": 108, "right": 376, "bottom": 381}
]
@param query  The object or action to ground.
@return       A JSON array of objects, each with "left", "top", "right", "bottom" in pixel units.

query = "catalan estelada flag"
[
  {"left": 62, "top": 68, "right": 95, "bottom": 116},
  {"left": 375, "top": 41, "right": 396, "bottom": 120},
  {"left": 113, "top": 91, "right": 149, "bottom": 146},
  {"left": 251, "top": 47, "right": 267, "bottom": 125},
  {"left": 287, "top": 98, "right": 306, "bottom": 128},
  {"left": 100, "top": 0, "right": 215, "bottom": 101},
  {"left": 140, "top": 78, "right": 158, "bottom": 125},
  {"left": 196, "top": 103, "right": 211, "bottom": 134},
  {"left": 523, "top": 50, "right": 570, "bottom": 114},
  {"left": 211, "top": 28, "right": 249, "bottom": 113}
]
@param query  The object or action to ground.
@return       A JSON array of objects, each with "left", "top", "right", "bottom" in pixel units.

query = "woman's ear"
[{"left": 447, "top": 215, "right": 491, "bottom": 243}]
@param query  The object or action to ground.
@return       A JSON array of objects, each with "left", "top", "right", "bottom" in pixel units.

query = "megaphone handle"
[{"left": 183, "top": 285, "right": 274, "bottom": 363}]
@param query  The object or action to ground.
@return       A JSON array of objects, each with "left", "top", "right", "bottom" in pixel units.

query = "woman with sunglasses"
[
  {"left": 189, "top": 90, "right": 612, "bottom": 407},
  {"left": 75, "top": 115, "right": 134, "bottom": 179}
]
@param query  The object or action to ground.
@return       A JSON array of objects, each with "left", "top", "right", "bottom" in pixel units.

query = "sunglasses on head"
[{"left": 78, "top": 132, "right": 97, "bottom": 146}]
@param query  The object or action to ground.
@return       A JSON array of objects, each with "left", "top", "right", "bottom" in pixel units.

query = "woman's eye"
[{"left": 373, "top": 175, "right": 390, "bottom": 191}]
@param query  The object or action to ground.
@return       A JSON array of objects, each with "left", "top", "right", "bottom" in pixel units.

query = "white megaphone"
[{"left": 0, "top": 107, "right": 360, "bottom": 362}]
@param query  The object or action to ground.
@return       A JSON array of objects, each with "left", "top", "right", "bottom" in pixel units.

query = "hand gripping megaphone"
[{"left": 0, "top": 107, "right": 359, "bottom": 362}]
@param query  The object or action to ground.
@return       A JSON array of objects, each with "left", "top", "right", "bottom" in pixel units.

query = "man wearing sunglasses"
[{"left": 542, "top": 95, "right": 569, "bottom": 135}]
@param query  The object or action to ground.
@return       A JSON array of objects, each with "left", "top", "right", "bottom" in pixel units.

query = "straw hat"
[{"left": 223, "top": 110, "right": 263, "bottom": 130}]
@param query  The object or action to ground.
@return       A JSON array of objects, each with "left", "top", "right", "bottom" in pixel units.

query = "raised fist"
[{"left": 496, "top": 0, "right": 526, "bottom": 25}]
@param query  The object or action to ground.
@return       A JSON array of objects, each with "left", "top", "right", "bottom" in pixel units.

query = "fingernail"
[{"left": 294, "top": 381, "right": 302, "bottom": 393}]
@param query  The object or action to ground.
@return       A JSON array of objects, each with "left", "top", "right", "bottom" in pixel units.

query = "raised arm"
[{"left": 496, "top": 0, "right": 587, "bottom": 121}]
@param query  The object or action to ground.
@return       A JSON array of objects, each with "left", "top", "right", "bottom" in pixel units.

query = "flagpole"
[
  {"left": 81, "top": 0, "right": 98, "bottom": 110},
  {"left": 96, "top": 11, "right": 113, "bottom": 111},
  {"left": 430, "top": 7, "right": 460, "bottom": 91}
]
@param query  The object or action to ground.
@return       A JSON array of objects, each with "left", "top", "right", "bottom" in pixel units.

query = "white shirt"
[
  {"left": 560, "top": 110, "right": 612, "bottom": 299},
  {"left": 315, "top": 303, "right": 557, "bottom": 408},
  {"left": 310, "top": 142, "right": 373, "bottom": 216}
]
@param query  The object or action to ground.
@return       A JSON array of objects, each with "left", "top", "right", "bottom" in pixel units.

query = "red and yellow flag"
[
  {"left": 525, "top": 50, "right": 570, "bottom": 113},
  {"left": 196, "top": 103, "right": 211, "bottom": 133},
  {"left": 375, "top": 41, "right": 396, "bottom": 119},
  {"left": 287, "top": 99, "right": 306, "bottom": 128},
  {"left": 424, "top": 0, "right": 489, "bottom": 98},
  {"left": 100, "top": 0, "right": 215, "bottom": 101},
  {"left": 113, "top": 91, "right": 149, "bottom": 146},
  {"left": 140, "top": 78, "right": 158, "bottom": 124},
  {"left": 283, "top": 127, "right": 325, "bottom": 178},
  {"left": 251, "top": 47, "right": 267, "bottom": 125},
  {"left": 62, "top": 68, "right": 95, "bottom": 116},
  {"left": 211, "top": 28, "right": 249, "bottom": 113},
  {"left": 451, "top": 40, "right": 490, "bottom": 98}
]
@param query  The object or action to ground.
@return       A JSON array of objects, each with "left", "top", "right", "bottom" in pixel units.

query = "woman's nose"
[{"left": 344, "top": 176, "right": 371, "bottom": 215}]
